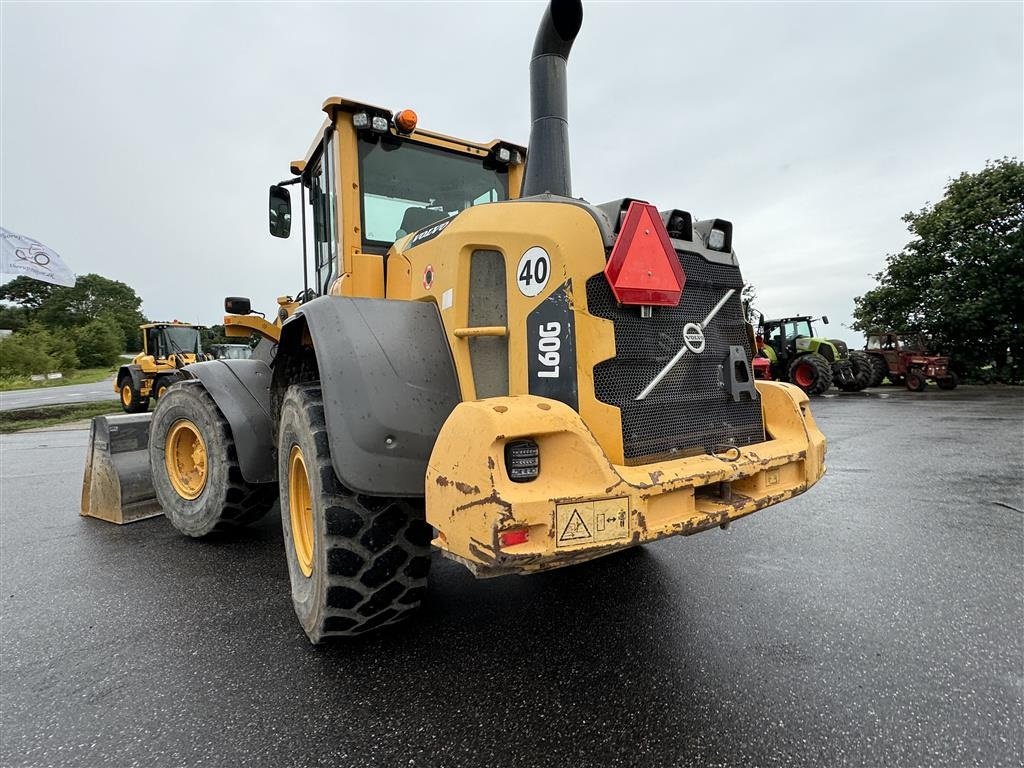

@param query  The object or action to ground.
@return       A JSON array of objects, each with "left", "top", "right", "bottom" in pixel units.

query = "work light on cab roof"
[{"left": 603, "top": 200, "right": 687, "bottom": 309}]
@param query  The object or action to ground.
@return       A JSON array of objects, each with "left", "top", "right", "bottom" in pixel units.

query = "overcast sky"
[{"left": 2, "top": 1, "right": 1021, "bottom": 343}]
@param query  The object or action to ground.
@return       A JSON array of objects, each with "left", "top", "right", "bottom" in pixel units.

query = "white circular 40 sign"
[{"left": 516, "top": 246, "right": 551, "bottom": 297}]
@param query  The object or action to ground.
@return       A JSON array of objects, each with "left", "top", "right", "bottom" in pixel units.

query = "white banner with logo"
[{"left": 0, "top": 227, "right": 76, "bottom": 287}]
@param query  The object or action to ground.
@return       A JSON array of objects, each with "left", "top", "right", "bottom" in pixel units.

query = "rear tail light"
[
  {"left": 504, "top": 439, "right": 539, "bottom": 482},
  {"left": 499, "top": 528, "right": 530, "bottom": 547}
]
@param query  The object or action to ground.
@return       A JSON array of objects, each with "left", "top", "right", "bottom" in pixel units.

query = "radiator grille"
[{"left": 586, "top": 250, "right": 765, "bottom": 465}]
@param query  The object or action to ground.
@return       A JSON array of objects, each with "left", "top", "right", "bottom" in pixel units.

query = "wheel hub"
[
  {"left": 165, "top": 419, "right": 208, "bottom": 500},
  {"left": 794, "top": 363, "right": 814, "bottom": 388},
  {"left": 288, "top": 445, "right": 315, "bottom": 578}
]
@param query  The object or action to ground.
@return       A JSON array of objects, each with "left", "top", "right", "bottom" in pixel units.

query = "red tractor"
[{"left": 863, "top": 331, "right": 958, "bottom": 391}]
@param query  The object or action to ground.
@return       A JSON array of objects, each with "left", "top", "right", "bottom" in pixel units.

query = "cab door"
[{"left": 308, "top": 133, "right": 340, "bottom": 296}]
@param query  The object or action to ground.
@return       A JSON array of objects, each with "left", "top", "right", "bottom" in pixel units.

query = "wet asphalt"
[
  {"left": 0, "top": 386, "right": 1021, "bottom": 768},
  {"left": 0, "top": 379, "right": 119, "bottom": 411}
]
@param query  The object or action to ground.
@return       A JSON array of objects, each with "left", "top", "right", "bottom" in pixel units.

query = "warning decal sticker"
[
  {"left": 555, "top": 497, "right": 630, "bottom": 548},
  {"left": 559, "top": 510, "right": 591, "bottom": 542}
]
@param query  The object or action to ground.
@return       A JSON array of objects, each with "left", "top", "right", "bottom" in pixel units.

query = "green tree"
[
  {"left": 0, "top": 276, "right": 55, "bottom": 311},
  {"left": 72, "top": 316, "right": 125, "bottom": 367},
  {"left": 201, "top": 325, "right": 230, "bottom": 347},
  {"left": 0, "top": 324, "right": 79, "bottom": 376},
  {"left": 852, "top": 158, "right": 1024, "bottom": 382},
  {"left": 741, "top": 283, "right": 759, "bottom": 325},
  {"left": 15, "top": 273, "right": 147, "bottom": 352},
  {"left": 0, "top": 304, "right": 31, "bottom": 332}
]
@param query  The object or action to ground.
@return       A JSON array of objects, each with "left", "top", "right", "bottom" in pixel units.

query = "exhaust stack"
[{"left": 522, "top": 0, "right": 583, "bottom": 198}]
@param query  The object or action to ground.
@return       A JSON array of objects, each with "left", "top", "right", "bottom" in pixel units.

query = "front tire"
[
  {"left": 906, "top": 370, "right": 927, "bottom": 392},
  {"left": 150, "top": 380, "right": 276, "bottom": 536},
  {"left": 848, "top": 350, "right": 873, "bottom": 390},
  {"left": 788, "top": 353, "right": 833, "bottom": 395},
  {"left": 937, "top": 372, "right": 958, "bottom": 390},
  {"left": 117, "top": 375, "right": 149, "bottom": 414},
  {"left": 278, "top": 383, "right": 433, "bottom": 642}
]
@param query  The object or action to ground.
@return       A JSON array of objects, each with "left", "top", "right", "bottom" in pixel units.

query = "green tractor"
[{"left": 757, "top": 315, "right": 872, "bottom": 395}]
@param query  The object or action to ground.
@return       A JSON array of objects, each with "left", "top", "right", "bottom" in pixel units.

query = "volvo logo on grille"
[
  {"left": 682, "top": 323, "right": 705, "bottom": 354},
  {"left": 635, "top": 288, "right": 736, "bottom": 401}
]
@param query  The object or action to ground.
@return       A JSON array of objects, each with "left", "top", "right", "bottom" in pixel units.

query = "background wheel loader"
[
  {"left": 756, "top": 315, "right": 872, "bottom": 395},
  {"left": 82, "top": 0, "right": 826, "bottom": 642},
  {"left": 114, "top": 322, "right": 207, "bottom": 412}
]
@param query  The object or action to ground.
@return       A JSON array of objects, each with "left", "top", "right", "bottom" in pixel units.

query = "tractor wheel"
[
  {"left": 150, "top": 380, "right": 277, "bottom": 537},
  {"left": 837, "top": 351, "right": 873, "bottom": 391},
  {"left": 905, "top": 370, "right": 927, "bottom": 392},
  {"left": 937, "top": 372, "right": 959, "bottom": 390},
  {"left": 117, "top": 374, "right": 149, "bottom": 414},
  {"left": 277, "top": 383, "right": 433, "bottom": 642},
  {"left": 868, "top": 355, "right": 888, "bottom": 387},
  {"left": 788, "top": 353, "right": 833, "bottom": 395},
  {"left": 850, "top": 351, "right": 873, "bottom": 390}
]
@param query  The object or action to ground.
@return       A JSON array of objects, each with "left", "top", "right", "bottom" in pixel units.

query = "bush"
[
  {"left": 0, "top": 334, "right": 53, "bottom": 377},
  {"left": 73, "top": 317, "right": 125, "bottom": 368},
  {"left": 0, "top": 325, "right": 79, "bottom": 377}
]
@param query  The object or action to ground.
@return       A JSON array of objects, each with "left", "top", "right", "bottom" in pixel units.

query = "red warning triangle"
[{"left": 603, "top": 201, "right": 686, "bottom": 307}]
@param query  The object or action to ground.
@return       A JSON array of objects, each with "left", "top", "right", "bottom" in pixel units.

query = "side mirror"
[
  {"left": 269, "top": 185, "right": 292, "bottom": 238},
  {"left": 821, "top": 315, "right": 830, "bottom": 325},
  {"left": 225, "top": 296, "right": 252, "bottom": 315}
]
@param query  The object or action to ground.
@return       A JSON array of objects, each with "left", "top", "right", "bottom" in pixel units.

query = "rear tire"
[
  {"left": 153, "top": 375, "right": 170, "bottom": 401},
  {"left": 150, "top": 380, "right": 277, "bottom": 536},
  {"left": 937, "top": 371, "right": 959, "bottom": 390},
  {"left": 905, "top": 370, "right": 927, "bottom": 392},
  {"left": 788, "top": 353, "right": 833, "bottom": 395},
  {"left": 278, "top": 383, "right": 433, "bottom": 642},
  {"left": 868, "top": 355, "right": 888, "bottom": 387},
  {"left": 838, "top": 351, "right": 873, "bottom": 391},
  {"left": 117, "top": 375, "right": 149, "bottom": 414}
]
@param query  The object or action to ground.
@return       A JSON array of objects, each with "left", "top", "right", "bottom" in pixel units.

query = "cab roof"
[{"left": 289, "top": 96, "right": 526, "bottom": 176}]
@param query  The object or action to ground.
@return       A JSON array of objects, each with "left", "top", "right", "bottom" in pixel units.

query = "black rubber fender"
[
  {"left": 181, "top": 359, "right": 276, "bottom": 483},
  {"left": 274, "top": 296, "right": 461, "bottom": 497}
]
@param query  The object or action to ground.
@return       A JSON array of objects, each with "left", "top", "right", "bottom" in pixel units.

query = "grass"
[
  {"left": 0, "top": 401, "right": 125, "bottom": 433},
  {"left": 0, "top": 367, "right": 118, "bottom": 392}
]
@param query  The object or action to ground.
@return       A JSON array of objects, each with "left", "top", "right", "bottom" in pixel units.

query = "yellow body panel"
[
  {"left": 426, "top": 382, "right": 825, "bottom": 575},
  {"left": 389, "top": 201, "right": 623, "bottom": 460}
]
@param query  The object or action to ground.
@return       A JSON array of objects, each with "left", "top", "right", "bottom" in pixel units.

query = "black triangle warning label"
[{"left": 559, "top": 509, "right": 592, "bottom": 542}]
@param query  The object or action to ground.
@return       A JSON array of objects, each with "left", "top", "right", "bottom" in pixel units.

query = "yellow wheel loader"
[
  {"left": 83, "top": 0, "right": 825, "bottom": 642},
  {"left": 114, "top": 322, "right": 207, "bottom": 412}
]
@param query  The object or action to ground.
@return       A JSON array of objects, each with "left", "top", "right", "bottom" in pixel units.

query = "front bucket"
[{"left": 81, "top": 413, "right": 163, "bottom": 524}]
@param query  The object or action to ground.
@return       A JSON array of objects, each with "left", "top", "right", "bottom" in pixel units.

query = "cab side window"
[{"left": 309, "top": 135, "right": 339, "bottom": 295}]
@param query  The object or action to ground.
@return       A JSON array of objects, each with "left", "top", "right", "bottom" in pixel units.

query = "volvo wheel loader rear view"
[{"left": 86, "top": 0, "right": 826, "bottom": 642}]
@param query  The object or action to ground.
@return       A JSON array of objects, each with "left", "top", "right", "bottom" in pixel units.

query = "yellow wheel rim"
[
  {"left": 121, "top": 385, "right": 133, "bottom": 407},
  {"left": 157, "top": 385, "right": 168, "bottom": 399},
  {"left": 165, "top": 419, "right": 208, "bottom": 500},
  {"left": 288, "top": 445, "right": 314, "bottom": 578}
]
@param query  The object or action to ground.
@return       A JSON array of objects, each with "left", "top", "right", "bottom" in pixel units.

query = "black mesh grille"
[{"left": 586, "top": 250, "right": 765, "bottom": 465}]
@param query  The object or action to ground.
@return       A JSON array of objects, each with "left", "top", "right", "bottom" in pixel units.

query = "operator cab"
[
  {"left": 268, "top": 97, "right": 525, "bottom": 299},
  {"left": 143, "top": 323, "right": 203, "bottom": 361}
]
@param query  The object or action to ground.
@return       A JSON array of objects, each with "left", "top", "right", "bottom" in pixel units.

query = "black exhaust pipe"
[{"left": 521, "top": 0, "right": 583, "bottom": 198}]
